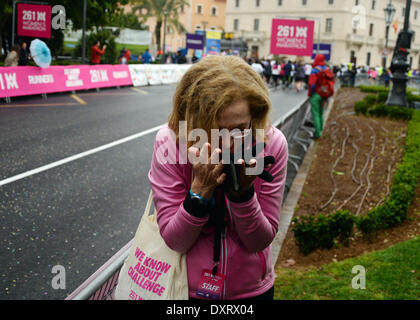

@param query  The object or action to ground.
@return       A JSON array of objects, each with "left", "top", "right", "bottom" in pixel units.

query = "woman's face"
[{"left": 216, "top": 99, "right": 252, "bottom": 152}]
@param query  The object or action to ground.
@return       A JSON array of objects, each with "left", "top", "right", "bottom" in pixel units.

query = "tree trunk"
[{"left": 155, "top": 20, "right": 162, "bottom": 52}]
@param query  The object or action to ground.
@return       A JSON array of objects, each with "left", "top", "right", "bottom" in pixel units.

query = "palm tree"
[{"left": 131, "top": 0, "right": 189, "bottom": 53}]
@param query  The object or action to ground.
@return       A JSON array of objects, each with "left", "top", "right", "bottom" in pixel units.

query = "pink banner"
[
  {"left": 270, "top": 19, "right": 314, "bottom": 57},
  {"left": 0, "top": 65, "right": 133, "bottom": 98},
  {"left": 17, "top": 3, "right": 51, "bottom": 39}
]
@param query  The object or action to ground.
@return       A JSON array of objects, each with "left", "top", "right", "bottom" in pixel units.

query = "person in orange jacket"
[
  {"left": 124, "top": 48, "right": 131, "bottom": 63},
  {"left": 90, "top": 41, "right": 106, "bottom": 65}
]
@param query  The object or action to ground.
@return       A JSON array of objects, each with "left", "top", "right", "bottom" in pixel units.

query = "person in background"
[
  {"left": 384, "top": 68, "right": 392, "bottom": 88},
  {"left": 280, "top": 61, "right": 286, "bottom": 86},
  {"left": 251, "top": 59, "right": 264, "bottom": 78},
  {"left": 124, "top": 48, "right": 131, "bottom": 64},
  {"left": 271, "top": 60, "right": 280, "bottom": 89},
  {"left": 262, "top": 59, "right": 272, "bottom": 86},
  {"left": 18, "top": 41, "right": 29, "bottom": 66},
  {"left": 294, "top": 60, "right": 306, "bottom": 92},
  {"left": 91, "top": 41, "right": 106, "bottom": 65},
  {"left": 283, "top": 61, "right": 292, "bottom": 88},
  {"left": 348, "top": 59, "right": 357, "bottom": 87},
  {"left": 304, "top": 62, "right": 312, "bottom": 88},
  {"left": 141, "top": 48, "right": 152, "bottom": 64},
  {"left": 4, "top": 44, "right": 20, "bottom": 67},
  {"left": 119, "top": 47, "right": 127, "bottom": 64},
  {"left": 308, "top": 54, "right": 333, "bottom": 139}
]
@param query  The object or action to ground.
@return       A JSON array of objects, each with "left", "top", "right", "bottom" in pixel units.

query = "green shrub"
[
  {"left": 292, "top": 210, "right": 355, "bottom": 255},
  {"left": 355, "top": 100, "right": 369, "bottom": 115},
  {"left": 364, "top": 94, "right": 377, "bottom": 105},
  {"left": 357, "top": 110, "right": 420, "bottom": 238},
  {"left": 407, "top": 92, "right": 420, "bottom": 103},
  {"left": 359, "top": 85, "right": 390, "bottom": 94},
  {"left": 377, "top": 91, "right": 389, "bottom": 103}
]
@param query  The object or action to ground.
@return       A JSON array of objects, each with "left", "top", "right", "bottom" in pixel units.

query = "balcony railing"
[{"left": 346, "top": 33, "right": 365, "bottom": 45}]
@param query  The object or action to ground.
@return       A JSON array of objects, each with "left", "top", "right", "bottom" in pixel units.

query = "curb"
[{"left": 271, "top": 93, "right": 336, "bottom": 266}]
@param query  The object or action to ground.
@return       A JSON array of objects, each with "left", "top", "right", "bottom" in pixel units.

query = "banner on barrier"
[
  {"left": 128, "top": 64, "right": 191, "bottom": 87},
  {"left": 0, "top": 64, "right": 193, "bottom": 98},
  {"left": 0, "top": 65, "right": 132, "bottom": 98}
]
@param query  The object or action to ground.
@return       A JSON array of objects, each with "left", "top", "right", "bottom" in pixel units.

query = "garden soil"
[{"left": 276, "top": 87, "right": 420, "bottom": 270}]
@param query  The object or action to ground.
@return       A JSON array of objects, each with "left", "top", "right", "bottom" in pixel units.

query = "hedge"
[
  {"left": 356, "top": 109, "right": 420, "bottom": 239},
  {"left": 292, "top": 210, "right": 355, "bottom": 255},
  {"left": 354, "top": 91, "right": 414, "bottom": 120},
  {"left": 291, "top": 86, "right": 420, "bottom": 254}
]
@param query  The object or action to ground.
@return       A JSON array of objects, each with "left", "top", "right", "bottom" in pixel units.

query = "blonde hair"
[{"left": 168, "top": 55, "right": 271, "bottom": 148}]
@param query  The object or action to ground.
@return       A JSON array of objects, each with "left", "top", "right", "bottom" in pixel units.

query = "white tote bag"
[{"left": 114, "top": 190, "right": 188, "bottom": 300}]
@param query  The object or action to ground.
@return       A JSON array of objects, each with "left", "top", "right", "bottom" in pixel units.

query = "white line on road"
[{"left": 0, "top": 124, "right": 165, "bottom": 187}]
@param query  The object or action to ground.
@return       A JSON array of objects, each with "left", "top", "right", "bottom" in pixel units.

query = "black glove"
[{"left": 220, "top": 142, "right": 276, "bottom": 193}]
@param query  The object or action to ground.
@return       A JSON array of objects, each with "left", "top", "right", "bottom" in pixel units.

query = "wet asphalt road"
[{"left": 0, "top": 84, "right": 307, "bottom": 300}]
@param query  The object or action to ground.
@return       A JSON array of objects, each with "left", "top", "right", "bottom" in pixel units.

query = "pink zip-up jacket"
[{"left": 148, "top": 124, "right": 288, "bottom": 299}]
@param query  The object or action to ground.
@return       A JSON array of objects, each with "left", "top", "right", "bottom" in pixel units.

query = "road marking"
[
  {"left": 70, "top": 94, "right": 87, "bottom": 105},
  {"left": 0, "top": 102, "right": 78, "bottom": 108},
  {"left": 131, "top": 87, "right": 148, "bottom": 95},
  {"left": 0, "top": 123, "right": 166, "bottom": 187}
]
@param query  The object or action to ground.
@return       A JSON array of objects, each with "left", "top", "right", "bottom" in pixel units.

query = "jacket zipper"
[
  {"left": 221, "top": 194, "right": 231, "bottom": 300},
  {"left": 221, "top": 227, "right": 227, "bottom": 300}
]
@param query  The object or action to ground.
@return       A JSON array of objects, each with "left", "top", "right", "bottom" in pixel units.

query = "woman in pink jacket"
[{"left": 148, "top": 55, "right": 288, "bottom": 300}]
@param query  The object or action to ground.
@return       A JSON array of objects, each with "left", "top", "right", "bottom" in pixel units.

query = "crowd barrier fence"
[{"left": 0, "top": 64, "right": 192, "bottom": 100}]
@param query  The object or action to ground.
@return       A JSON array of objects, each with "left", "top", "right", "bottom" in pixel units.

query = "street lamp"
[
  {"left": 386, "top": 0, "right": 413, "bottom": 107},
  {"left": 383, "top": 1, "right": 396, "bottom": 70}
]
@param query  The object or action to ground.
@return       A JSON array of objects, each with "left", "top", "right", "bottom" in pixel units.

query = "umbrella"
[{"left": 29, "top": 39, "right": 52, "bottom": 68}]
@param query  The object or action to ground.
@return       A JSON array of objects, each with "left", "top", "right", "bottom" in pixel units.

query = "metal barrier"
[{"left": 65, "top": 98, "right": 313, "bottom": 300}]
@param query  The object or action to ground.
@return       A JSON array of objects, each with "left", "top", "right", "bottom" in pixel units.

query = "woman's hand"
[
  {"left": 228, "top": 158, "right": 273, "bottom": 198},
  {"left": 189, "top": 143, "right": 226, "bottom": 199}
]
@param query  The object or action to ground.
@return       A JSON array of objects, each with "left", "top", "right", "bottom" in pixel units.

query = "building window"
[
  {"left": 235, "top": 0, "right": 240, "bottom": 8},
  {"left": 210, "top": 26, "right": 217, "bottom": 31},
  {"left": 350, "top": 50, "right": 356, "bottom": 61},
  {"left": 256, "top": 0, "right": 260, "bottom": 7},
  {"left": 415, "top": 9, "right": 418, "bottom": 20},
  {"left": 302, "top": 0, "right": 308, "bottom": 5},
  {"left": 369, "top": 23, "right": 374, "bottom": 36},
  {"left": 355, "top": 0, "right": 359, "bottom": 5},
  {"left": 211, "top": 6, "right": 217, "bottom": 16},
  {"left": 371, "top": 0, "right": 376, "bottom": 10},
  {"left": 195, "top": 25, "right": 202, "bottom": 30},
  {"left": 196, "top": 4, "right": 203, "bottom": 14},
  {"left": 278, "top": 0, "right": 283, "bottom": 6},
  {"left": 234, "top": 19, "right": 239, "bottom": 31},
  {"left": 325, "top": 18, "right": 333, "bottom": 32},
  {"left": 366, "top": 52, "right": 371, "bottom": 66},
  {"left": 328, "top": 0, "right": 334, "bottom": 5},
  {"left": 402, "top": 7, "right": 406, "bottom": 17},
  {"left": 254, "top": 19, "right": 259, "bottom": 31}
]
